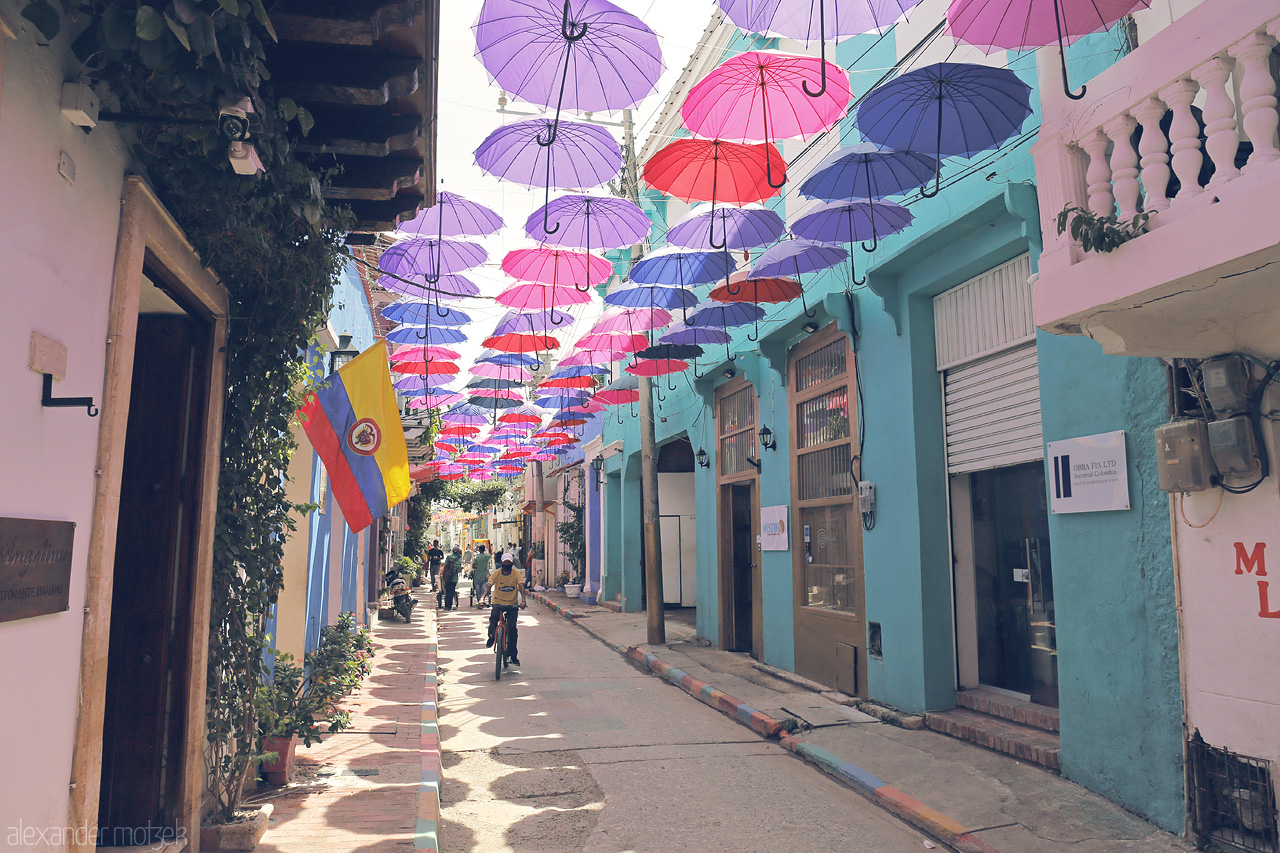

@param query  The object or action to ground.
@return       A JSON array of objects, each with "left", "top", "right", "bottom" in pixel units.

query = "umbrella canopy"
[
  {"left": 631, "top": 247, "right": 736, "bottom": 286},
  {"left": 442, "top": 402, "right": 492, "bottom": 423},
  {"left": 497, "top": 282, "right": 596, "bottom": 310},
  {"left": 626, "top": 358, "right": 688, "bottom": 377},
  {"left": 750, "top": 238, "right": 847, "bottom": 278},
  {"left": 790, "top": 198, "right": 913, "bottom": 274},
  {"left": 592, "top": 307, "right": 674, "bottom": 333},
  {"left": 946, "top": 0, "right": 1147, "bottom": 97},
  {"left": 390, "top": 344, "right": 461, "bottom": 362},
  {"left": 499, "top": 404, "right": 547, "bottom": 424},
  {"left": 438, "top": 424, "right": 482, "bottom": 437},
  {"left": 688, "top": 301, "right": 767, "bottom": 328},
  {"left": 398, "top": 190, "right": 504, "bottom": 237},
  {"left": 384, "top": 325, "right": 469, "bottom": 346},
  {"left": 470, "top": 395, "right": 524, "bottom": 409},
  {"left": 471, "top": 362, "right": 536, "bottom": 381},
  {"left": 502, "top": 247, "right": 613, "bottom": 288},
  {"left": 474, "top": 118, "right": 622, "bottom": 190},
  {"left": 798, "top": 142, "right": 935, "bottom": 201},
  {"left": 659, "top": 321, "right": 732, "bottom": 346},
  {"left": 379, "top": 238, "right": 487, "bottom": 279},
  {"left": 644, "top": 138, "right": 786, "bottom": 206},
  {"left": 681, "top": 50, "right": 851, "bottom": 145},
  {"left": 526, "top": 194, "right": 650, "bottom": 249},
  {"left": 482, "top": 330, "right": 560, "bottom": 352},
  {"left": 393, "top": 374, "right": 453, "bottom": 392},
  {"left": 635, "top": 343, "right": 705, "bottom": 360},
  {"left": 855, "top": 62, "right": 1033, "bottom": 196},
  {"left": 478, "top": 351, "right": 544, "bottom": 367},
  {"left": 604, "top": 283, "right": 700, "bottom": 312},
  {"left": 381, "top": 302, "right": 471, "bottom": 326},
  {"left": 391, "top": 360, "right": 460, "bottom": 376},
  {"left": 720, "top": 0, "right": 922, "bottom": 43},
  {"left": 377, "top": 272, "right": 482, "bottom": 300},
  {"left": 575, "top": 332, "right": 649, "bottom": 352},
  {"left": 549, "top": 364, "right": 610, "bottom": 377},
  {"left": 596, "top": 373, "right": 640, "bottom": 405},
  {"left": 666, "top": 202, "right": 785, "bottom": 251},
  {"left": 710, "top": 272, "right": 803, "bottom": 303},
  {"left": 492, "top": 307, "right": 576, "bottom": 334}
]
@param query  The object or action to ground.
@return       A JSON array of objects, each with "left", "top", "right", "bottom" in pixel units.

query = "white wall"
[
  {"left": 0, "top": 3, "right": 133, "bottom": 845},
  {"left": 658, "top": 472, "right": 697, "bottom": 605}
]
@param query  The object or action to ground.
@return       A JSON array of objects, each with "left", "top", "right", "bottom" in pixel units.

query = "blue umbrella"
[
  {"left": 384, "top": 325, "right": 468, "bottom": 345},
  {"left": 604, "top": 282, "right": 700, "bottom": 313},
  {"left": 856, "top": 63, "right": 1032, "bottom": 197},
  {"left": 798, "top": 143, "right": 935, "bottom": 202},
  {"left": 630, "top": 247, "right": 735, "bottom": 287},
  {"left": 466, "top": 377, "right": 525, "bottom": 391},
  {"left": 666, "top": 202, "right": 785, "bottom": 251},
  {"left": 477, "top": 351, "right": 542, "bottom": 367},
  {"left": 549, "top": 364, "right": 610, "bottom": 378},
  {"left": 659, "top": 321, "right": 731, "bottom": 347},
  {"left": 380, "top": 302, "right": 472, "bottom": 326},
  {"left": 790, "top": 199, "right": 912, "bottom": 283},
  {"left": 750, "top": 239, "right": 847, "bottom": 316}
]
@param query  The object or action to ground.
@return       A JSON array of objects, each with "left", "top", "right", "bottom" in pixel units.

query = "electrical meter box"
[
  {"left": 1207, "top": 416, "right": 1263, "bottom": 478},
  {"left": 1202, "top": 355, "right": 1251, "bottom": 416},
  {"left": 1155, "top": 420, "right": 1216, "bottom": 492}
]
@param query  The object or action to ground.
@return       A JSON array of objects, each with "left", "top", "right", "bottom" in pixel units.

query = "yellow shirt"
[{"left": 487, "top": 568, "right": 523, "bottom": 606}]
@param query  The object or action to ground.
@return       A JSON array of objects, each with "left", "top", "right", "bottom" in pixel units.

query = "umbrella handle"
[
  {"left": 802, "top": 289, "right": 818, "bottom": 319},
  {"left": 708, "top": 163, "right": 728, "bottom": 250},
  {"left": 560, "top": 0, "right": 589, "bottom": 42},
  {"left": 1052, "top": 0, "right": 1087, "bottom": 100},
  {"left": 541, "top": 193, "right": 561, "bottom": 236},
  {"left": 850, "top": 251, "right": 865, "bottom": 287},
  {"left": 746, "top": 319, "right": 760, "bottom": 343},
  {"left": 668, "top": 372, "right": 678, "bottom": 393},
  {"left": 765, "top": 147, "right": 787, "bottom": 189},
  {"left": 655, "top": 382, "right": 666, "bottom": 403},
  {"left": 801, "top": 5, "right": 828, "bottom": 99}
]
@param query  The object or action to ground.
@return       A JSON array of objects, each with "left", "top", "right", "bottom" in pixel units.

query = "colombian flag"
[{"left": 298, "top": 341, "right": 410, "bottom": 533}]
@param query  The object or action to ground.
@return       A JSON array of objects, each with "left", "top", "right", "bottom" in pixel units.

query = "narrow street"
[{"left": 435, "top": 583, "right": 939, "bottom": 853}]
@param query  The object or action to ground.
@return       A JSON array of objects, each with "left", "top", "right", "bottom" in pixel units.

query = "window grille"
[
  {"left": 796, "top": 387, "right": 851, "bottom": 449},
  {"left": 795, "top": 339, "right": 846, "bottom": 391},
  {"left": 1189, "top": 731, "right": 1278, "bottom": 853},
  {"left": 718, "top": 386, "right": 757, "bottom": 477}
]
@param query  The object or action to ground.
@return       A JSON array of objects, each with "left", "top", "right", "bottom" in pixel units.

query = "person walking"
[
  {"left": 470, "top": 545, "right": 493, "bottom": 607},
  {"left": 425, "top": 539, "right": 444, "bottom": 592},
  {"left": 440, "top": 546, "right": 463, "bottom": 610}
]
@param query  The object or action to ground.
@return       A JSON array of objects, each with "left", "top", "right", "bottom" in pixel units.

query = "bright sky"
[{"left": 389, "top": 0, "right": 719, "bottom": 379}]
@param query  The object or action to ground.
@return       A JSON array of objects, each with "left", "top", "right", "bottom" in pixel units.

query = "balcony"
[{"left": 1031, "top": 0, "right": 1280, "bottom": 358}]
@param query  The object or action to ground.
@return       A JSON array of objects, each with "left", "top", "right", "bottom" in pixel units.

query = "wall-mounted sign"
[
  {"left": 760, "top": 505, "right": 789, "bottom": 551},
  {"left": 1047, "top": 430, "right": 1130, "bottom": 514},
  {"left": 0, "top": 517, "right": 75, "bottom": 624}
]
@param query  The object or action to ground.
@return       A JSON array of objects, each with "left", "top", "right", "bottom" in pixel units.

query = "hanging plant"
[{"left": 1056, "top": 204, "right": 1153, "bottom": 254}]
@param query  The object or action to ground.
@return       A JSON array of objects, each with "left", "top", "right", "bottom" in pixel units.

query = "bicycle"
[{"left": 491, "top": 603, "right": 526, "bottom": 680}]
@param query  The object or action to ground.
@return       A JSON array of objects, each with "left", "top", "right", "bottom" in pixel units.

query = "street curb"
[
  {"left": 530, "top": 591, "right": 999, "bottom": 853},
  {"left": 414, "top": 609, "right": 441, "bottom": 853}
]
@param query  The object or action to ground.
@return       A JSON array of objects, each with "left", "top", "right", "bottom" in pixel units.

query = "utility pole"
[{"left": 621, "top": 108, "right": 665, "bottom": 644}]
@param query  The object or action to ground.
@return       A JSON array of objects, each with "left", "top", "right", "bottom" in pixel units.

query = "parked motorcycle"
[{"left": 383, "top": 567, "right": 416, "bottom": 622}]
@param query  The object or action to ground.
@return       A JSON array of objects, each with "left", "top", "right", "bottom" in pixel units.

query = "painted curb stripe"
[{"left": 414, "top": 610, "right": 441, "bottom": 852}]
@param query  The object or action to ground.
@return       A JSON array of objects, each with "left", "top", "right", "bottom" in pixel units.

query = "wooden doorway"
[{"left": 716, "top": 379, "right": 762, "bottom": 656}]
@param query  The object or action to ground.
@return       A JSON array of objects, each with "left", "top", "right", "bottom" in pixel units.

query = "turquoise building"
[{"left": 596, "top": 15, "right": 1184, "bottom": 834}]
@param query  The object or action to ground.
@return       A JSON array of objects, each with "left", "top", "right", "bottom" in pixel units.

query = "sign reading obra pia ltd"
[{"left": 1047, "top": 430, "right": 1130, "bottom": 514}]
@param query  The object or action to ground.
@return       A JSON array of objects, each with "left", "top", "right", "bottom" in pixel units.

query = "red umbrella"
[
  {"left": 710, "top": 270, "right": 804, "bottom": 303},
  {"left": 391, "top": 360, "right": 459, "bottom": 376},
  {"left": 627, "top": 358, "right": 688, "bottom": 377},
  {"left": 596, "top": 387, "right": 641, "bottom": 406},
  {"left": 482, "top": 331, "right": 559, "bottom": 351},
  {"left": 644, "top": 138, "right": 786, "bottom": 205},
  {"left": 438, "top": 424, "right": 481, "bottom": 437},
  {"left": 575, "top": 332, "right": 649, "bottom": 353},
  {"left": 537, "top": 375, "right": 597, "bottom": 390}
]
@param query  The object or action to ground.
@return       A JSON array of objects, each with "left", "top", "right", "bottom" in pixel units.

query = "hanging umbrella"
[
  {"left": 596, "top": 373, "right": 641, "bottom": 406},
  {"left": 470, "top": 395, "right": 524, "bottom": 410},
  {"left": 438, "top": 424, "right": 482, "bottom": 437},
  {"left": 538, "top": 375, "right": 597, "bottom": 390},
  {"left": 681, "top": 52, "right": 851, "bottom": 186},
  {"left": 855, "top": 62, "right": 1033, "bottom": 197},
  {"left": 666, "top": 202, "right": 785, "bottom": 251},
  {"left": 492, "top": 307, "right": 577, "bottom": 333},
  {"left": 526, "top": 193, "right": 649, "bottom": 248},
  {"left": 442, "top": 402, "right": 492, "bottom": 423},
  {"left": 644, "top": 138, "right": 787, "bottom": 248},
  {"left": 503, "top": 246, "right": 612, "bottom": 290},
  {"left": 592, "top": 307, "right": 674, "bottom": 333},
  {"left": 478, "top": 351, "right": 544, "bottom": 367},
  {"left": 557, "top": 348, "right": 630, "bottom": 367},
  {"left": 391, "top": 360, "right": 460, "bottom": 376},
  {"left": 398, "top": 190, "right": 504, "bottom": 237},
  {"left": 749, "top": 238, "right": 846, "bottom": 317},
  {"left": 635, "top": 343, "right": 705, "bottom": 360},
  {"left": 379, "top": 238, "right": 487, "bottom": 280},
  {"left": 415, "top": 391, "right": 466, "bottom": 408},
  {"left": 381, "top": 302, "right": 472, "bottom": 326},
  {"left": 719, "top": 0, "right": 924, "bottom": 96},
  {"left": 474, "top": 0, "right": 663, "bottom": 155},
  {"left": 688, "top": 301, "right": 766, "bottom": 328},
  {"left": 659, "top": 321, "right": 732, "bottom": 347},
  {"left": 500, "top": 404, "right": 547, "bottom": 424},
  {"left": 575, "top": 332, "right": 649, "bottom": 352},
  {"left": 393, "top": 374, "right": 452, "bottom": 392},
  {"left": 475, "top": 118, "right": 622, "bottom": 190},
  {"left": 790, "top": 198, "right": 913, "bottom": 283},
  {"left": 604, "top": 283, "right": 700, "bottom": 313},
  {"left": 798, "top": 142, "right": 935, "bottom": 202},
  {"left": 483, "top": 331, "right": 561, "bottom": 353},
  {"left": 390, "top": 345, "right": 462, "bottom": 362},
  {"left": 631, "top": 247, "right": 736, "bottom": 286},
  {"left": 549, "top": 364, "right": 610, "bottom": 377},
  {"left": 471, "top": 362, "right": 536, "bottom": 381},
  {"left": 946, "top": 0, "right": 1147, "bottom": 99},
  {"left": 710, "top": 272, "right": 803, "bottom": 304},
  {"left": 384, "top": 325, "right": 469, "bottom": 346},
  {"left": 626, "top": 358, "right": 688, "bottom": 376},
  {"left": 377, "top": 273, "right": 482, "bottom": 300},
  {"left": 466, "top": 376, "right": 525, "bottom": 392},
  {"left": 497, "top": 282, "right": 596, "bottom": 310}
]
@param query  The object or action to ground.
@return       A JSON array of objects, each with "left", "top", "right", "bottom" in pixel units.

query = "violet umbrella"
[
  {"left": 475, "top": 118, "right": 622, "bottom": 190},
  {"left": 790, "top": 198, "right": 912, "bottom": 284},
  {"left": 548, "top": 364, "right": 610, "bottom": 377},
  {"left": 688, "top": 300, "right": 768, "bottom": 359},
  {"left": 471, "top": 362, "right": 536, "bottom": 382},
  {"left": 478, "top": 351, "right": 544, "bottom": 367},
  {"left": 384, "top": 325, "right": 468, "bottom": 346},
  {"left": 946, "top": 0, "right": 1148, "bottom": 99},
  {"left": 474, "top": 0, "right": 663, "bottom": 148},
  {"left": 798, "top": 142, "right": 936, "bottom": 203},
  {"left": 666, "top": 202, "right": 785, "bottom": 251},
  {"left": 381, "top": 302, "right": 471, "bottom": 326},
  {"left": 680, "top": 50, "right": 852, "bottom": 188},
  {"left": 376, "top": 272, "right": 482, "bottom": 301},
  {"left": 399, "top": 190, "right": 504, "bottom": 238},
  {"left": 526, "top": 194, "right": 649, "bottom": 253},
  {"left": 719, "top": 0, "right": 924, "bottom": 97},
  {"left": 659, "top": 321, "right": 732, "bottom": 347},
  {"left": 379, "top": 238, "right": 487, "bottom": 281},
  {"left": 855, "top": 62, "right": 1033, "bottom": 198},
  {"left": 749, "top": 238, "right": 848, "bottom": 318}
]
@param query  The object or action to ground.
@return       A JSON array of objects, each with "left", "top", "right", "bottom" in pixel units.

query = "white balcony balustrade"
[{"left": 1031, "top": 0, "right": 1280, "bottom": 358}]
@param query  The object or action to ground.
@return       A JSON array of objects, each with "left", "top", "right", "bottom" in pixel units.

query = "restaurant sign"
[{"left": 0, "top": 517, "right": 74, "bottom": 624}]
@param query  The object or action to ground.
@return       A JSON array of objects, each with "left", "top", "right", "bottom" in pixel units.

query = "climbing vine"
[{"left": 21, "top": 1, "right": 352, "bottom": 822}]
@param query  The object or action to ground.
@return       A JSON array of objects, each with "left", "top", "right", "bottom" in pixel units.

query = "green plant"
[
  {"left": 554, "top": 570, "right": 571, "bottom": 588},
  {"left": 394, "top": 555, "right": 419, "bottom": 580},
  {"left": 1056, "top": 204, "right": 1153, "bottom": 254},
  {"left": 556, "top": 471, "right": 587, "bottom": 585}
]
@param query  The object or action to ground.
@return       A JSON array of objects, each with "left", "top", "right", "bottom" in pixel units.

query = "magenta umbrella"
[
  {"left": 592, "top": 307, "right": 673, "bottom": 333},
  {"left": 471, "top": 362, "right": 536, "bottom": 381},
  {"left": 681, "top": 50, "right": 851, "bottom": 187},
  {"left": 496, "top": 282, "right": 595, "bottom": 310},
  {"left": 946, "top": 0, "right": 1146, "bottom": 98},
  {"left": 503, "top": 246, "right": 613, "bottom": 289}
]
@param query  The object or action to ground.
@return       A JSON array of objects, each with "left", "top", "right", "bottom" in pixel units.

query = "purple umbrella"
[
  {"left": 377, "top": 273, "right": 482, "bottom": 300},
  {"left": 442, "top": 402, "right": 493, "bottom": 424},
  {"left": 379, "top": 238, "right": 487, "bottom": 280},
  {"left": 474, "top": 118, "right": 622, "bottom": 190},
  {"left": 798, "top": 142, "right": 936, "bottom": 203},
  {"left": 492, "top": 308, "right": 577, "bottom": 335},
  {"left": 666, "top": 202, "right": 785, "bottom": 251},
  {"left": 384, "top": 325, "right": 469, "bottom": 345},
  {"left": 790, "top": 198, "right": 912, "bottom": 284},
  {"left": 748, "top": 238, "right": 846, "bottom": 316},
  {"left": 477, "top": 351, "right": 543, "bottom": 367},
  {"left": 381, "top": 302, "right": 472, "bottom": 326},
  {"left": 659, "top": 321, "right": 732, "bottom": 347},
  {"left": 474, "top": 0, "right": 663, "bottom": 148},
  {"left": 526, "top": 194, "right": 649, "bottom": 249},
  {"left": 398, "top": 190, "right": 504, "bottom": 237}
]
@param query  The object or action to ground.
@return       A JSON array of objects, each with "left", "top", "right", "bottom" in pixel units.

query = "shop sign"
[
  {"left": 0, "top": 517, "right": 74, "bottom": 623},
  {"left": 1047, "top": 430, "right": 1130, "bottom": 514},
  {"left": 760, "top": 505, "right": 789, "bottom": 550}
]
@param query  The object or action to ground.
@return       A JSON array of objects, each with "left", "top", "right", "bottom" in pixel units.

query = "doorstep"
[{"left": 925, "top": 700, "right": 1061, "bottom": 772}]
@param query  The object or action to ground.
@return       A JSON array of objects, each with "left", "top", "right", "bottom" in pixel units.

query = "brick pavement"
[{"left": 250, "top": 596, "right": 440, "bottom": 853}]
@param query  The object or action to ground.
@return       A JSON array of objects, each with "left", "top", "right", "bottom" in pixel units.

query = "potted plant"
[
  {"left": 395, "top": 556, "right": 422, "bottom": 587},
  {"left": 556, "top": 487, "right": 587, "bottom": 598}
]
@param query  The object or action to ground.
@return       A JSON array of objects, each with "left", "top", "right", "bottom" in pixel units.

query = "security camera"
[
  {"left": 227, "top": 140, "right": 265, "bottom": 176},
  {"left": 218, "top": 96, "right": 254, "bottom": 140}
]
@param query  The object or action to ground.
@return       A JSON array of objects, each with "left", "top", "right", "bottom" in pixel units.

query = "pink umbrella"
[
  {"left": 391, "top": 344, "right": 461, "bottom": 362},
  {"left": 471, "top": 362, "right": 536, "bottom": 381},
  {"left": 596, "top": 387, "right": 641, "bottom": 406},
  {"left": 627, "top": 358, "right": 689, "bottom": 377},
  {"left": 529, "top": 452, "right": 559, "bottom": 462},
  {"left": 592, "top": 307, "right": 673, "bottom": 333},
  {"left": 470, "top": 470, "right": 495, "bottom": 480},
  {"left": 681, "top": 50, "right": 851, "bottom": 143},
  {"left": 496, "top": 282, "right": 595, "bottom": 310},
  {"left": 558, "top": 349, "right": 629, "bottom": 366},
  {"left": 575, "top": 332, "right": 649, "bottom": 353},
  {"left": 468, "top": 387, "right": 523, "bottom": 400},
  {"left": 502, "top": 247, "right": 613, "bottom": 290}
]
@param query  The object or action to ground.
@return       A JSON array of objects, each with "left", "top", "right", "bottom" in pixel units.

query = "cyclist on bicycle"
[{"left": 483, "top": 554, "right": 527, "bottom": 665}]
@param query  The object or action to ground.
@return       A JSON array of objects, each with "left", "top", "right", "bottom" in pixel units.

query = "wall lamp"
[
  {"left": 802, "top": 322, "right": 820, "bottom": 334},
  {"left": 696, "top": 448, "right": 710, "bottom": 469},
  {"left": 758, "top": 425, "right": 777, "bottom": 451},
  {"left": 723, "top": 367, "right": 736, "bottom": 379},
  {"left": 590, "top": 454, "right": 604, "bottom": 491},
  {"left": 329, "top": 333, "right": 358, "bottom": 373}
]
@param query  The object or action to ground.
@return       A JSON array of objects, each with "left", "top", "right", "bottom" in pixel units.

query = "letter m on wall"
[{"left": 1234, "top": 542, "right": 1267, "bottom": 576}]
